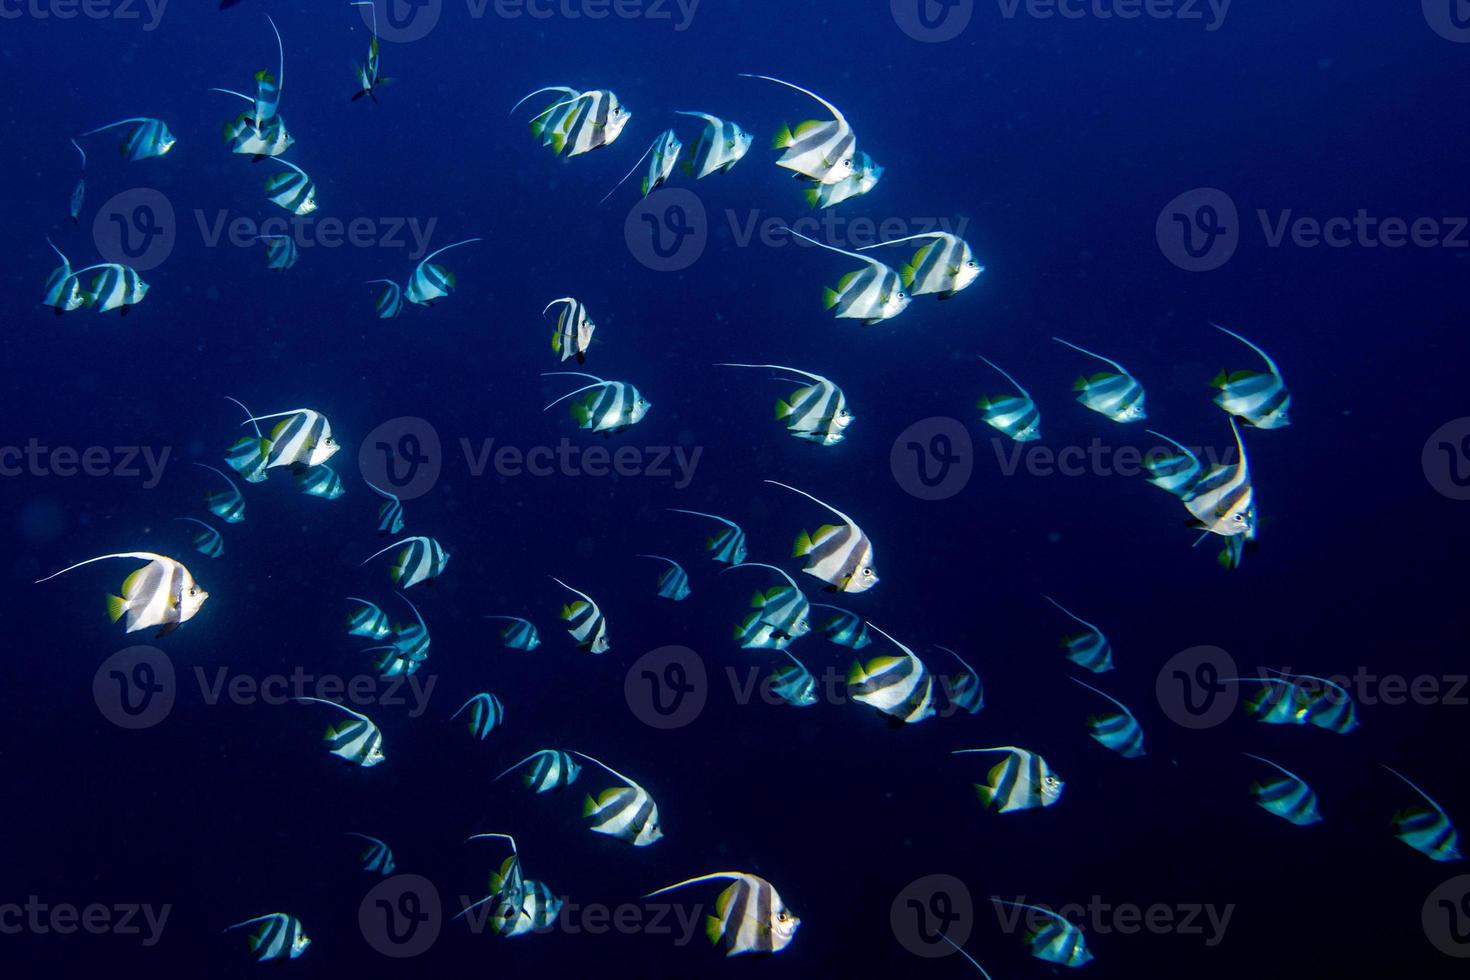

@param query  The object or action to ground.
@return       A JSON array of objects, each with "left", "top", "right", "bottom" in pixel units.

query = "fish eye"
[
  {"left": 776, "top": 911, "right": 789, "bottom": 922},
  {"left": 862, "top": 568, "right": 873, "bottom": 577}
]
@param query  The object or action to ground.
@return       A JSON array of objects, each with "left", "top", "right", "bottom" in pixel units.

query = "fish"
[
  {"left": 1182, "top": 418, "right": 1254, "bottom": 539},
  {"left": 1241, "top": 754, "right": 1322, "bottom": 826},
  {"left": 667, "top": 509, "right": 747, "bottom": 564},
  {"left": 346, "top": 833, "right": 397, "bottom": 874},
  {"left": 1217, "top": 532, "right": 1247, "bottom": 570},
  {"left": 223, "top": 913, "right": 310, "bottom": 961},
  {"left": 859, "top": 232, "right": 983, "bottom": 299},
  {"left": 263, "top": 159, "right": 317, "bottom": 215},
  {"left": 35, "top": 552, "right": 208, "bottom": 636},
  {"left": 293, "top": 697, "right": 385, "bottom": 767},
  {"left": 847, "top": 624, "right": 936, "bottom": 724},
  {"left": 544, "top": 297, "right": 596, "bottom": 364},
  {"left": 174, "top": 517, "right": 224, "bottom": 558},
  {"left": 742, "top": 74, "right": 856, "bottom": 185},
  {"left": 365, "top": 279, "right": 403, "bottom": 318},
  {"left": 366, "top": 480, "right": 405, "bottom": 535},
  {"left": 69, "top": 139, "right": 85, "bottom": 224},
  {"left": 349, "top": 2, "right": 394, "bottom": 103},
  {"left": 1052, "top": 337, "right": 1147, "bottom": 422},
  {"left": 228, "top": 406, "right": 340, "bottom": 477},
  {"left": 976, "top": 355, "right": 1040, "bottom": 441},
  {"left": 1142, "top": 430, "right": 1204, "bottom": 497},
  {"left": 601, "top": 128, "right": 682, "bottom": 202},
  {"left": 636, "top": 554, "right": 691, "bottom": 601},
  {"left": 1236, "top": 670, "right": 1359, "bottom": 734},
  {"left": 193, "top": 462, "right": 246, "bottom": 522},
  {"left": 783, "top": 227, "right": 909, "bottom": 324},
  {"left": 482, "top": 615, "right": 542, "bottom": 651},
  {"left": 219, "top": 108, "right": 294, "bottom": 158},
  {"left": 1382, "top": 764, "right": 1462, "bottom": 862},
  {"left": 552, "top": 577, "right": 610, "bottom": 653},
  {"left": 991, "top": 899, "right": 1093, "bottom": 967},
  {"left": 405, "top": 238, "right": 480, "bottom": 305},
  {"left": 357, "top": 592, "right": 431, "bottom": 669},
  {"left": 41, "top": 239, "right": 88, "bottom": 313},
  {"left": 220, "top": 397, "right": 270, "bottom": 483},
  {"left": 1069, "top": 677, "right": 1145, "bottom": 758},
  {"left": 727, "top": 562, "right": 812, "bottom": 649},
  {"left": 575, "top": 751, "right": 663, "bottom": 846},
  {"left": 717, "top": 362, "right": 853, "bottom": 446},
  {"left": 936, "top": 645, "right": 983, "bottom": 715},
  {"left": 77, "top": 117, "right": 176, "bottom": 161},
  {"left": 515, "top": 87, "right": 631, "bottom": 156},
  {"left": 543, "top": 372, "right": 651, "bottom": 434},
  {"left": 453, "top": 693, "right": 505, "bottom": 740},
  {"left": 675, "top": 110, "right": 754, "bottom": 177},
  {"left": 512, "top": 85, "right": 582, "bottom": 149},
  {"left": 769, "top": 652, "right": 818, "bottom": 707},
  {"left": 294, "top": 463, "right": 344, "bottom": 499},
  {"left": 767, "top": 479, "right": 878, "bottom": 593},
  {"left": 496, "top": 749, "right": 582, "bottom": 792},
  {"left": 645, "top": 873, "right": 799, "bottom": 957},
  {"left": 1042, "top": 595, "right": 1115, "bottom": 673},
  {"left": 256, "top": 234, "right": 298, "bottom": 270},
  {"left": 953, "top": 746, "right": 1064, "bottom": 813},
  {"left": 70, "top": 263, "right": 148, "bottom": 314},
  {"left": 251, "top": 16, "right": 286, "bottom": 128},
  {"left": 362, "top": 536, "right": 450, "bottom": 589},
  {"left": 809, "top": 602, "right": 871, "bottom": 649},
  {"left": 345, "top": 596, "right": 394, "bottom": 641},
  {"left": 804, "top": 151, "right": 882, "bottom": 209},
  {"left": 457, "top": 833, "right": 561, "bottom": 938},
  {"left": 1211, "top": 324, "right": 1291, "bottom": 429}
]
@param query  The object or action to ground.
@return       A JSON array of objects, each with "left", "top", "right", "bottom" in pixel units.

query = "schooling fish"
[
  {"left": 543, "top": 372, "right": 651, "bottom": 433},
  {"left": 1052, "top": 337, "right": 1147, "bottom": 422},
  {"left": 223, "top": 913, "right": 310, "bottom": 962},
  {"left": 784, "top": 227, "right": 909, "bottom": 324},
  {"left": 645, "top": 872, "right": 799, "bottom": 957},
  {"left": 229, "top": 406, "right": 340, "bottom": 476},
  {"left": 553, "top": 577, "right": 610, "bottom": 653},
  {"left": 1382, "top": 764, "right": 1462, "bottom": 862},
  {"left": 668, "top": 509, "right": 747, "bottom": 564},
  {"left": 349, "top": 2, "right": 394, "bottom": 103},
  {"left": 41, "top": 239, "right": 87, "bottom": 313},
  {"left": 601, "top": 128, "right": 682, "bottom": 202},
  {"left": 256, "top": 234, "right": 298, "bottom": 270},
  {"left": 860, "top": 232, "right": 983, "bottom": 300},
  {"left": 294, "top": 463, "right": 344, "bottom": 499},
  {"left": 769, "top": 652, "right": 818, "bottom": 707},
  {"left": 1142, "top": 430, "right": 1203, "bottom": 497},
  {"left": 727, "top": 562, "right": 812, "bottom": 649},
  {"left": 358, "top": 592, "right": 431, "bottom": 669},
  {"left": 717, "top": 362, "right": 853, "bottom": 446},
  {"left": 496, "top": 749, "right": 582, "bottom": 793},
  {"left": 193, "top": 462, "right": 246, "bottom": 522},
  {"left": 809, "top": 602, "right": 871, "bottom": 649},
  {"left": 346, "top": 596, "right": 394, "bottom": 641},
  {"left": 36, "top": 552, "right": 208, "bottom": 636},
  {"left": 294, "top": 697, "right": 384, "bottom": 767},
  {"left": 459, "top": 835, "right": 561, "bottom": 937},
  {"left": 250, "top": 16, "right": 286, "bottom": 128},
  {"left": 453, "top": 693, "right": 505, "bottom": 740},
  {"left": 406, "top": 238, "right": 480, "bottom": 305},
  {"left": 847, "top": 624, "right": 936, "bottom": 724},
  {"left": 743, "top": 74, "right": 856, "bottom": 185},
  {"left": 636, "top": 554, "right": 691, "bottom": 601},
  {"left": 77, "top": 117, "right": 176, "bottom": 161},
  {"left": 976, "top": 355, "right": 1040, "bottom": 442},
  {"left": 365, "top": 279, "right": 402, "bottom": 319},
  {"left": 219, "top": 108, "right": 293, "bottom": 158},
  {"left": 1042, "top": 595, "right": 1115, "bottom": 673},
  {"left": 69, "top": 140, "right": 85, "bottom": 224},
  {"left": 1237, "top": 670, "right": 1359, "bottom": 734},
  {"left": 366, "top": 480, "right": 405, "bottom": 535},
  {"left": 544, "top": 297, "right": 596, "bottom": 364},
  {"left": 767, "top": 479, "right": 878, "bottom": 594},
  {"left": 362, "top": 536, "right": 450, "bottom": 589},
  {"left": 1242, "top": 753, "right": 1322, "bottom": 826},
  {"left": 936, "top": 645, "right": 983, "bottom": 715},
  {"left": 805, "top": 150, "right": 882, "bottom": 209},
  {"left": 346, "top": 833, "right": 397, "bottom": 874},
  {"left": 1183, "top": 418, "right": 1254, "bottom": 539},
  {"left": 991, "top": 899, "right": 1093, "bottom": 967},
  {"left": 954, "top": 746, "right": 1064, "bottom": 813},
  {"left": 483, "top": 615, "right": 542, "bottom": 651},
  {"left": 174, "top": 517, "right": 223, "bottom": 558},
  {"left": 515, "top": 87, "right": 631, "bottom": 157},
  {"left": 676, "top": 110, "right": 753, "bottom": 177},
  {"left": 512, "top": 85, "right": 581, "bottom": 149},
  {"left": 1069, "top": 677, "right": 1145, "bottom": 758},
  {"left": 1211, "top": 324, "right": 1291, "bottom": 429},
  {"left": 263, "top": 159, "right": 317, "bottom": 215},
  {"left": 575, "top": 751, "right": 663, "bottom": 846},
  {"left": 71, "top": 263, "right": 148, "bottom": 314}
]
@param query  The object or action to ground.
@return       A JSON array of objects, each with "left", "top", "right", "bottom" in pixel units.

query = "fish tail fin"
[
  {"left": 581, "top": 794, "right": 598, "bottom": 817},
  {"left": 822, "top": 287, "right": 839, "bottom": 310},
  {"left": 1209, "top": 369, "right": 1228, "bottom": 388},
  {"left": 704, "top": 914, "right": 723, "bottom": 946},
  {"left": 775, "top": 399, "right": 793, "bottom": 419},
  {"left": 803, "top": 188, "right": 821, "bottom": 208},
  {"left": 900, "top": 264, "right": 916, "bottom": 289},
  {"left": 106, "top": 594, "right": 128, "bottom": 623},
  {"left": 793, "top": 531, "right": 814, "bottom": 557},
  {"left": 773, "top": 124, "right": 793, "bottom": 149},
  {"left": 975, "top": 783, "right": 995, "bottom": 806}
]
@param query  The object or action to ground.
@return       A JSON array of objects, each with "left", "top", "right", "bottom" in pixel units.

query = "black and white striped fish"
[
  {"left": 810, "top": 603, "right": 871, "bottom": 649},
  {"left": 991, "top": 899, "right": 1093, "bottom": 967},
  {"left": 365, "top": 279, "right": 402, "bottom": 318},
  {"left": 349, "top": 2, "right": 394, "bottom": 103},
  {"left": 229, "top": 406, "right": 340, "bottom": 476},
  {"left": 936, "top": 646, "right": 984, "bottom": 715},
  {"left": 1242, "top": 754, "right": 1322, "bottom": 826},
  {"left": 1183, "top": 418, "right": 1254, "bottom": 539},
  {"left": 769, "top": 652, "right": 818, "bottom": 707},
  {"left": 357, "top": 592, "right": 430, "bottom": 676},
  {"left": 456, "top": 833, "right": 561, "bottom": 938},
  {"left": 1043, "top": 595, "right": 1115, "bottom": 673},
  {"left": 346, "top": 596, "right": 393, "bottom": 640},
  {"left": 668, "top": 509, "right": 747, "bottom": 563},
  {"left": 543, "top": 372, "right": 651, "bottom": 433},
  {"left": 954, "top": 746, "right": 1064, "bottom": 813},
  {"left": 77, "top": 117, "right": 176, "bottom": 161},
  {"left": 346, "top": 832, "right": 397, "bottom": 874},
  {"left": 294, "top": 697, "right": 384, "bottom": 767},
  {"left": 483, "top": 615, "right": 542, "bottom": 651},
  {"left": 728, "top": 562, "right": 811, "bottom": 649},
  {"left": 224, "top": 913, "right": 310, "bottom": 962},
  {"left": 785, "top": 227, "right": 909, "bottom": 324},
  {"left": 406, "top": 238, "right": 480, "bottom": 305},
  {"left": 601, "top": 128, "right": 682, "bottom": 202},
  {"left": 976, "top": 355, "right": 1041, "bottom": 442},
  {"left": 35, "top": 551, "right": 208, "bottom": 636},
  {"left": 860, "top": 232, "right": 983, "bottom": 299},
  {"left": 1142, "top": 430, "right": 1203, "bottom": 497},
  {"left": 366, "top": 480, "right": 405, "bottom": 535},
  {"left": 768, "top": 480, "right": 878, "bottom": 594},
  {"left": 41, "top": 239, "right": 87, "bottom": 313},
  {"left": 544, "top": 297, "right": 596, "bottom": 363},
  {"left": 645, "top": 872, "right": 800, "bottom": 957},
  {"left": 743, "top": 74, "right": 856, "bottom": 185},
  {"left": 453, "top": 693, "right": 505, "bottom": 740},
  {"left": 362, "top": 535, "right": 449, "bottom": 589},
  {"left": 175, "top": 517, "right": 223, "bottom": 558},
  {"left": 636, "top": 554, "right": 691, "bottom": 601},
  {"left": 805, "top": 151, "right": 882, "bottom": 209},
  {"left": 676, "top": 110, "right": 753, "bottom": 177},
  {"left": 1211, "top": 324, "right": 1291, "bottom": 429},
  {"left": 1069, "top": 677, "right": 1145, "bottom": 758},
  {"left": 847, "top": 624, "right": 935, "bottom": 724},
  {"left": 717, "top": 363, "right": 853, "bottom": 446},
  {"left": 553, "top": 577, "right": 610, "bottom": 653},
  {"left": 1242, "top": 670, "right": 1359, "bottom": 734},
  {"left": 68, "top": 140, "right": 85, "bottom": 224},
  {"left": 294, "top": 463, "right": 344, "bottom": 499},
  {"left": 263, "top": 159, "right": 316, "bottom": 215},
  {"left": 496, "top": 749, "right": 582, "bottom": 793},
  {"left": 256, "top": 234, "right": 298, "bottom": 270},
  {"left": 194, "top": 461, "right": 246, "bottom": 523},
  {"left": 1053, "top": 337, "right": 1147, "bottom": 422},
  {"left": 1382, "top": 764, "right": 1462, "bottom": 862},
  {"left": 515, "top": 86, "right": 631, "bottom": 156},
  {"left": 575, "top": 751, "right": 663, "bottom": 846},
  {"left": 514, "top": 85, "right": 581, "bottom": 149},
  {"left": 72, "top": 263, "right": 148, "bottom": 314},
  {"left": 220, "top": 109, "right": 293, "bottom": 158}
]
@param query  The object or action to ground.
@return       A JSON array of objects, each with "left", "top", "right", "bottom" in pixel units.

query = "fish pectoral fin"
[{"left": 156, "top": 621, "right": 179, "bottom": 638}]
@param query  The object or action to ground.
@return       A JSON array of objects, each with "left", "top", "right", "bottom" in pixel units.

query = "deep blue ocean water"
[{"left": 2, "top": 1, "right": 1469, "bottom": 976}]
